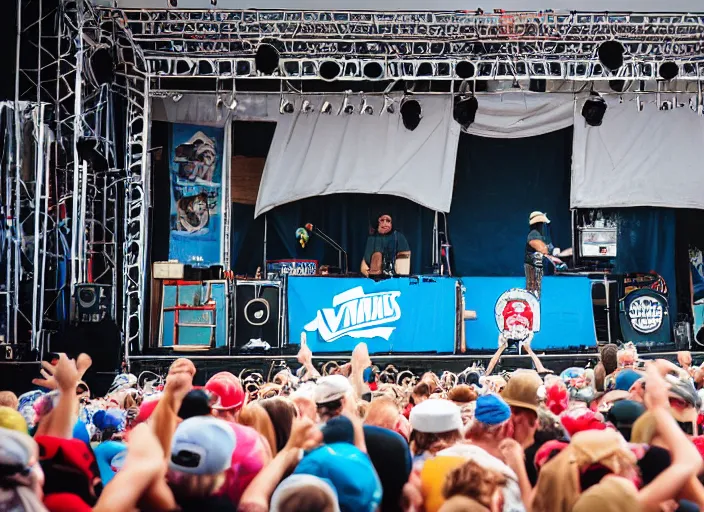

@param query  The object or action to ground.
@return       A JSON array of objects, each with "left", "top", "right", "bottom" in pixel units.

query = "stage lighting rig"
[
  {"left": 280, "top": 96, "right": 294, "bottom": 114},
  {"left": 400, "top": 97, "right": 422, "bottom": 131},
  {"left": 582, "top": 93, "right": 607, "bottom": 126},
  {"left": 301, "top": 100, "right": 314, "bottom": 113},
  {"left": 339, "top": 94, "right": 355, "bottom": 115},
  {"left": 453, "top": 95, "right": 479, "bottom": 128},
  {"left": 361, "top": 96, "right": 373, "bottom": 115},
  {"left": 383, "top": 95, "right": 395, "bottom": 114},
  {"left": 319, "top": 61, "right": 342, "bottom": 81},
  {"left": 659, "top": 62, "right": 679, "bottom": 81},
  {"left": 321, "top": 101, "right": 333, "bottom": 114},
  {"left": 598, "top": 40, "right": 625, "bottom": 72},
  {"left": 256, "top": 43, "right": 280, "bottom": 76}
]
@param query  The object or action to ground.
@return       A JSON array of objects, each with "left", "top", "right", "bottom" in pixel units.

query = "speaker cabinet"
[
  {"left": 234, "top": 280, "right": 281, "bottom": 349},
  {"left": 75, "top": 284, "right": 112, "bottom": 323}
]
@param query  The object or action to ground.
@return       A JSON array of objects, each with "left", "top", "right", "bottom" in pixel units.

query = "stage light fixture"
[
  {"left": 228, "top": 95, "right": 238, "bottom": 111},
  {"left": 319, "top": 61, "right": 342, "bottom": 81},
  {"left": 597, "top": 40, "right": 624, "bottom": 72},
  {"left": 360, "top": 97, "right": 373, "bottom": 115},
  {"left": 453, "top": 95, "right": 479, "bottom": 128},
  {"left": 400, "top": 97, "right": 422, "bottom": 131},
  {"left": 383, "top": 95, "right": 395, "bottom": 114},
  {"left": 171, "top": 92, "right": 183, "bottom": 102},
  {"left": 255, "top": 43, "right": 280, "bottom": 76},
  {"left": 168, "top": 0, "right": 177, "bottom": 6},
  {"left": 455, "top": 61, "right": 476, "bottom": 79},
  {"left": 210, "top": 0, "right": 217, "bottom": 4},
  {"left": 363, "top": 61, "right": 385, "bottom": 80},
  {"left": 279, "top": 97, "right": 294, "bottom": 114},
  {"left": 609, "top": 79, "right": 627, "bottom": 92},
  {"left": 301, "top": 100, "right": 314, "bottom": 113},
  {"left": 659, "top": 61, "right": 679, "bottom": 81},
  {"left": 581, "top": 93, "right": 607, "bottom": 126},
  {"left": 321, "top": 101, "right": 333, "bottom": 114}
]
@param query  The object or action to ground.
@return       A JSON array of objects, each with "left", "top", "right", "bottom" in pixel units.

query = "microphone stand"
[{"left": 307, "top": 225, "right": 348, "bottom": 274}]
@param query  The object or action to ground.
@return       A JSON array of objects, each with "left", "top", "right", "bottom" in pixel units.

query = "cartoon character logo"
[{"left": 495, "top": 289, "right": 541, "bottom": 342}]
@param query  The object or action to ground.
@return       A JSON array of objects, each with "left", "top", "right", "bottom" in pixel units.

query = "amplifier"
[{"left": 266, "top": 259, "right": 318, "bottom": 278}]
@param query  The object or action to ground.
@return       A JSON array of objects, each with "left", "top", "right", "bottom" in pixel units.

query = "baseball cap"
[
  {"left": 206, "top": 373, "right": 245, "bottom": 411},
  {"left": 0, "top": 406, "right": 28, "bottom": 433},
  {"left": 501, "top": 370, "right": 543, "bottom": 413},
  {"left": 410, "top": 399, "right": 462, "bottom": 434},
  {"left": 294, "top": 442, "right": 382, "bottom": 512},
  {"left": 606, "top": 400, "right": 646, "bottom": 441},
  {"left": 93, "top": 441, "right": 127, "bottom": 485},
  {"left": 270, "top": 474, "right": 341, "bottom": 512},
  {"left": 314, "top": 375, "right": 352, "bottom": 404},
  {"left": 36, "top": 436, "right": 102, "bottom": 505},
  {"left": 614, "top": 370, "right": 642, "bottom": 391},
  {"left": 170, "top": 416, "right": 236, "bottom": 476},
  {"left": 474, "top": 394, "right": 511, "bottom": 425},
  {"left": 529, "top": 211, "right": 550, "bottom": 225},
  {"left": 216, "top": 422, "right": 270, "bottom": 505},
  {"left": 0, "top": 427, "right": 35, "bottom": 470},
  {"left": 321, "top": 415, "right": 355, "bottom": 445}
]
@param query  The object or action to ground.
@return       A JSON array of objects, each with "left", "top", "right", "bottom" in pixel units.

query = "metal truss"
[
  {"left": 3, "top": 0, "right": 121, "bottom": 355},
  {"left": 97, "top": 8, "right": 704, "bottom": 81}
]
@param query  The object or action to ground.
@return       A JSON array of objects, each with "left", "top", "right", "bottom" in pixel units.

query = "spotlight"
[
  {"left": 609, "top": 79, "right": 627, "bottom": 92},
  {"left": 659, "top": 61, "right": 679, "bottom": 81},
  {"left": 417, "top": 62, "right": 433, "bottom": 77},
  {"left": 321, "top": 101, "right": 333, "bottom": 114},
  {"left": 319, "top": 61, "right": 342, "bottom": 81},
  {"left": 363, "top": 62, "right": 384, "bottom": 80},
  {"left": 453, "top": 95, "right": 478, "bottom": 128},
  {"left": 360, "top": 97, "right": 373, "bottom": 115},
  {"left": 455, "top": 61, "right": 475, "bottom": 79},
  {"left": 383, "top": 95, "right": 395, "bottom": 114},
  {"left": 581, "top": 93, "right": 607, "bottom": 127},
  {"left": 168, "top": 0, "right": 177, "bottom": 6},
  {"left": 339, "top": 95, "right": 354, "bottom": 115},
  {"left": 400, "top": 98, "right": 422, "bottom": 131},
  {"left": 279, "top": 97, "right": 294, "bottom": 114},
  {"left": 210, "top": 0, "right": 217, "bottom": 4},
  {"left": 301, "top": 100, "right": 314, "bottom": 113},
  {"left": 171, "top": 92, "right": 183, "bottom": 102},
  {"left": 597, "top": 40, "right": 624, "bottom": 72},
  {"left": 255, "top": 43, "right": 280, "bottom": 76},
  {"left": 529, "top": 79, "right": 546, "bottom": 93}
]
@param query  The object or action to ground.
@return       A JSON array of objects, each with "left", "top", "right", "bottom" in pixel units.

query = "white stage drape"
[
  {"left": 254, "top": 95, "right": 460, "bottom": 216},
  {"left": 466, "top": 92, "right": 574, "bottom": 139},
  {"left": 571, "top": 94, "right": 704, "bottom": 210}
]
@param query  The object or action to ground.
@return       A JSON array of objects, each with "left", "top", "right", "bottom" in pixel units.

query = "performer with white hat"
[{"left": 524, "top": 211, "right": 567, "bottom": 297}]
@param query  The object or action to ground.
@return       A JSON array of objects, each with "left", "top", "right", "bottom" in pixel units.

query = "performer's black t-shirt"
[
  {"left": 525, "top": 229, "right": 550, "bottom": 265},
  {"left": 363, "top": 231, "right": 410, "bottom": 266}
]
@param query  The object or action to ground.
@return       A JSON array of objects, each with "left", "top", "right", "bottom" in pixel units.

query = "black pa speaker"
[
  {"left": 75, "top": 284, "right": 111, "bottom": 323},
  {"left": 234, "top": 281, "right": 281, "bottom": 349}
]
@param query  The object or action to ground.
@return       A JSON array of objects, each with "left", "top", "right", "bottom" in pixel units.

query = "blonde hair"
[
  {"left": 365, "top": 397, "right": 400, "bottom": 430},
  {"left": 168, "top": 472, "right": 226, "bottom": 499}
]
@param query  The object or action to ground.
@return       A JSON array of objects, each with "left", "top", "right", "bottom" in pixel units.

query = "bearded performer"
[{"left": 361, "top": 212, "right": 411, "bottom": 277}]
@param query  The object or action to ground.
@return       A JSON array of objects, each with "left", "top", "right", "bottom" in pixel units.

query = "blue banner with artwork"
[
  {"left": 168, "top": 124, "right": 224, "bottom": 266},
  {"left": 463, "top": 276, "right": 597, "bottom": 351},
  {"left": 288, "top": 276, "right": 458, "bottom": 354}
]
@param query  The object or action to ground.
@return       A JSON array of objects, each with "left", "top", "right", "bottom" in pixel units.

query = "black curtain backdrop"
[
  {"left": 232, "top": 193, "right": 435, "bottom": 275},
  {"left": 448, "top": 128, "right": 574, "bottom": 277}
]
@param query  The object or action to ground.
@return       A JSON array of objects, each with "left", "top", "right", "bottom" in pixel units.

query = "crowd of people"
[{"left": 2, "top": 340, "right": 704, "bottom": 511}]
